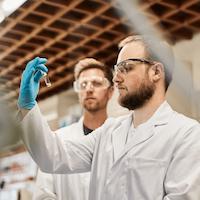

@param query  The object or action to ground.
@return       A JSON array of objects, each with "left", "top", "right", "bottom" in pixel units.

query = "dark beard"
[{"left": 119, "top": 79, "right": 155, "bottom": 110}]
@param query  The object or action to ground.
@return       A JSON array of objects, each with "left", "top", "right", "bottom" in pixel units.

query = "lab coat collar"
[
  {"left": 77, "top": 117, "right": 86, "bottom": 136},
  {"left": 137, "top": 101, "right": 173, "bottom": 127},
  {"left": 77, "top": 117, "right": 84, "bottom": 128},
  {"left": 56, "top": 116, "right": 84, "bottom": 137},
  {"left": 112, "top": 101, "right": 174, "bottom": 162}
]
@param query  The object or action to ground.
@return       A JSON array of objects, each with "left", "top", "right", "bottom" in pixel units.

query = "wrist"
[
  {"left": 20, "top": 108, "right": 30, "bottom": 116},
  {"left": 16, "top": 108, "right": 30, "bottom": 121},
  {"left": 17, "top": 100, "right": 36, "bottom": 110}
]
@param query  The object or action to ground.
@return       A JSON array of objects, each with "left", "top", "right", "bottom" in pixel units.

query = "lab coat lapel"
[
  {"left": 112, "top": 113, "right": 133, "bottom": 162},
  {"left": 122, "top": 124, "right": 155, "bottom": 155},
  {"left": 70, "top": 117, "right": 85, "bottom": 137},
  {"left": 77, "top": 117, "right": 84, "bottom": 130},
  {"left": 112, "top": 101, "right": 173, "bottom": 163}
]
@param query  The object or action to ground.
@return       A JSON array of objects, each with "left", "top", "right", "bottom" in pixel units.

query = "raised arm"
[
  {"left": 21, "top": 105, "right": 96, "bottom": 173},
  {"left": 18, "top": 57, "right": 97, "bottom": 174}
]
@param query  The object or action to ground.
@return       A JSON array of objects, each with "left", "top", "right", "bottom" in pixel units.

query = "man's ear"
[{"left": 151, "top": 63, "right": 164, "bottom": 82}]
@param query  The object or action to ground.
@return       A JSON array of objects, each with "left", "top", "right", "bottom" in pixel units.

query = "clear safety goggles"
[
  {"left": 114, "top": 58, "right": 153, "bottom": 74},
  {"left": 73, "top": 76, "right": 110, "bottom": 92}
]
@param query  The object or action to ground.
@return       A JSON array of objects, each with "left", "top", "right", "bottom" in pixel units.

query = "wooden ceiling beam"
[
  {"left": 0, "top": 1, "right": 43, "bottom": 38},
  {"left": 0, "top": 0, "right": 83, "bottom": 76},
  {"left": 1, "top": 0, "right": 200, "bottom": 105},
  {"left": 0, "top": 2, "right": 116, "bottom": 89}
]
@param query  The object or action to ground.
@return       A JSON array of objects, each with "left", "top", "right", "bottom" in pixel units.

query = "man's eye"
[
  {"left": 124, "top": 63, "right": 134, "bottom": 72},
  {"left": 80, "top": 82, "right": 87, "bottom": 89},
  {"left": 92, "top": 81, "right": 102, "bottom": 87},
  {"left": 117, "top": 63, "right": 126, "bottom": 72}
]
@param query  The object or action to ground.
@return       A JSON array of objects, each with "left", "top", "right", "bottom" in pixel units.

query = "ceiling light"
[
  {"left": 0, "top": 11, "right": 5, "bottom": 23},
  {"left": 2, "top": 0, "right": 27, "bottom": 14}
]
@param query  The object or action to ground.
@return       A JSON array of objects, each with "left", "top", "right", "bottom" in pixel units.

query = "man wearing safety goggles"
[
  {"left": 32, "top": 58, "right": 113, "bottom": 200},
  {"left": 19, "top": 35, "right": 200, "bottom": 200}
]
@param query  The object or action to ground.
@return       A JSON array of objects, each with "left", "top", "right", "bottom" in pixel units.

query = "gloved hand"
[{"left": 18, "top": 57, "right": 48, "bottom": 109}]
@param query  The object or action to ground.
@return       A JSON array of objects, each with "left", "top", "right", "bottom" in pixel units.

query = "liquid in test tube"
[{"left": 42, "top": 72, "right": 51, "bottom": 87}]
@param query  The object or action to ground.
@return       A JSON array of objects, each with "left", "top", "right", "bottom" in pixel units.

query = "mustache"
[
  {"left": 84, "top": 96, "right": 96, "bottom": 100},
  {"left": 116, "top": 84, "right": 127, "bottom": 90}
]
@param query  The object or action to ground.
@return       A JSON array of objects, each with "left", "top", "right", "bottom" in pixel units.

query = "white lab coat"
[
  {"left": 21, "top": 101, "right": 200, "bottom": 200},
  {"left": 33, "top": 119, "right": 90, "bottom": 200}
]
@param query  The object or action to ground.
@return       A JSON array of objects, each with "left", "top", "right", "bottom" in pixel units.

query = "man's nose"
[
  {"left": 113, "top": 71, "right": 123, "bottom": 83},
  {"left": 85, "top": 82, "right": 94, "bottom": 92}
]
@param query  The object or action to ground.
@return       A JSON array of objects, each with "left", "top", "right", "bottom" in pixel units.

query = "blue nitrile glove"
[{"left": 18, "top": 57, "right": 48, "bottom": 109}]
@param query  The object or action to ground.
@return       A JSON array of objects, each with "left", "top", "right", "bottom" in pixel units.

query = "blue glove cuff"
[{"left": 18, "top": 100, "right": 36, "bottom": 110}]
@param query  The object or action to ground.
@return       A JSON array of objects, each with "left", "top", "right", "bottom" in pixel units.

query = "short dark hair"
[
  {"left": 119, "top": 35, "right": 174, "bottom": 91},
  {"left": 74, "top": 58, "right": 113, "bottom": 86}
]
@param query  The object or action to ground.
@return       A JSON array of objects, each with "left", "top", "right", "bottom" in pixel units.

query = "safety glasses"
[
  {"left": 114, "top": 58, "right": 154, "bottom": 74},
  {"left": 73, "top": 76, "right": 110, "bottom": 92}
]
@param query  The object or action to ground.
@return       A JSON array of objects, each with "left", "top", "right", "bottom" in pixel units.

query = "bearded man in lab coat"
[
  {"left": 18, "top": 35, "right": 200, "bottom": 200},
  {"left": 32, "top": 58, "right": 114, "bottom": 200}
]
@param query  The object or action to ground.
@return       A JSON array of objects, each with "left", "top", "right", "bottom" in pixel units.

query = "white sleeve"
[
  {"left": 163, "top": 124, "right": 200, "bottom": 200},
  {"left": 33, "top": 169, "right": 56, "bottom": 200},
  {"left": 21, "top": 104, "right": 99, "bottom": 174}
]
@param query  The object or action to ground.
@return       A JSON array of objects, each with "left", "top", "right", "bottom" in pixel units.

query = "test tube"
[{"left": 42, "top": 72, "right": 51, "bottom": 87}]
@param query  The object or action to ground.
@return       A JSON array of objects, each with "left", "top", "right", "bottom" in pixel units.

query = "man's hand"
[{"left": 18, "top": 57, "right": 48, "bottom": 109}]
